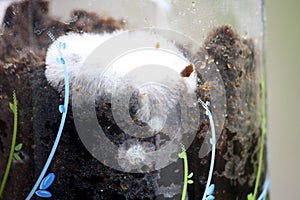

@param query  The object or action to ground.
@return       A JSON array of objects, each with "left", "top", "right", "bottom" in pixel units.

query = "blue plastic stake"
[
  {"left": 199, "top": 100, "right": 216, "bottom": 200},
  {"left": 25, "top": 33, "right": 69, "bottom": 200}
]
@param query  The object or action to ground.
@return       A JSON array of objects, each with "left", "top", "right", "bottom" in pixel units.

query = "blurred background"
[
  {"left": 266, "top": 0, "right": 300, "bottom": 199},
  {"left": 0, "top": 0, "right": 299, "bottom": 199}
]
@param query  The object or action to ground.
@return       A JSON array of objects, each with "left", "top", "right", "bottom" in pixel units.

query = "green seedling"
[
  {"left": 13, "top": 143, "right": 23, "bottom": 161},
  {"left": 247, "top": 81, "right": 267, "bottom": 200},
  {"left": 179, "top": 144, "right": 194, "bottom": 200},
  {"left": 0, "top": 91, "right": 19, "bottom": 198}
]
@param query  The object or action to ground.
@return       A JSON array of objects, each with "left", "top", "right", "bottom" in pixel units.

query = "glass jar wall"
[{"left": 0, "top": 1, "right": 269, "bottom": 199}]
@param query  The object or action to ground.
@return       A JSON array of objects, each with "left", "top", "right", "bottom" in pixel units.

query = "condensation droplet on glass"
[
  {"left": 144, "top": 17, "right": 149, "bottom": 24},
  {"left": 192, "top": 19, "right": 198, "bottom": 25},
  {"left": 170, "top": 19, "right": 178, "bottom": 25},
  {"left": 191, "top": 8, "right": 196, "bottom": 14},
  {"left": 190, "top": 1, "right": 196, "bottom": 14},
  {"left": 178, "top": 11, "right": 186, "bottom": 17},
  {"left": 242, "top": 31, "right": 248, "bottom": 39},
  {"left": 170, "top": 39, "right": 175, "bottom": 45},
  {"left": 191, "top": 1, "right": 196, "bottom": 7},
  {"left": 122, "top": 16, "right": 129, "bottom": 25}
]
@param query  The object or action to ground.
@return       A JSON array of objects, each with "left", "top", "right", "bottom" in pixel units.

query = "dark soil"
[{"left": 0, "top": 1, "right": 268, "bottom": 200}]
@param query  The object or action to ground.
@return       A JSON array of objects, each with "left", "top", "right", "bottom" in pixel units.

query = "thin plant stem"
[
  {"left": 179, "top": 145, "right": 189, "bottom": 200},
  {"left": 248, "top": 80, "right": 267, "bottom": 200},
  {"left": 253, "top": 133, "right": 265, "bottom": 198},
  {"left": 253, "top": 81, "right": 267, "bottom": 199},
  {"left": 0, "top": 91, "right": 18, "bottom": 198}
]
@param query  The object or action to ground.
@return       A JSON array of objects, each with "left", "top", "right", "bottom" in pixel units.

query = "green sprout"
[
  {"left": 13, "top": 143, "right": 23, "bottom": 161},
  {"left": 247, "top": 81, "right": 267, "bottom": 200},
  {"left": 179, "top": 144, "right": 194, "bottom": 200},
  {"left": 0, "top": 91, "right": 19, "bottom": 198}
]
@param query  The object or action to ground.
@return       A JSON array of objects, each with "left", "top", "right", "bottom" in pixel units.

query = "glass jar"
[{"left": 0, "top": 0, "right": 269, "bottom": 199}]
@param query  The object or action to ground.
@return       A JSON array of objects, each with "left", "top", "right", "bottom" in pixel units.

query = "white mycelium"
[
  {"left": 45, "top": 30, "right": 197, "bottom": 133},
  {"left": 45, "top": 30, "right": 126, "bottom": 91}
]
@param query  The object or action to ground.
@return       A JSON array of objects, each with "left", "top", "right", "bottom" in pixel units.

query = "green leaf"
[
  {"left": 187, "top": 180, "right": 194, "bottom": 184},
  {"left": 247, "top": 193, "right": 254, "bottom": 200},
  {"left": 14, "top": 143, "right": 23, "bottom": 151},
  {"left": 188, "top": 172, "right": 194, "bottom": 178},
  {"left": 13, "top": 153, "right": 21, "bottom": 161},
  {"left": 9, "top": 103, "right": 15, "bottom": 113},
  {"left": 178, "top": 152, "right": 186, "bottom": 159}
]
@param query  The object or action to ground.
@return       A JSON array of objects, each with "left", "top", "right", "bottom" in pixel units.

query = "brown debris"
[{"left": 180, "top": 63, "right": 194, "bottom": 77}]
